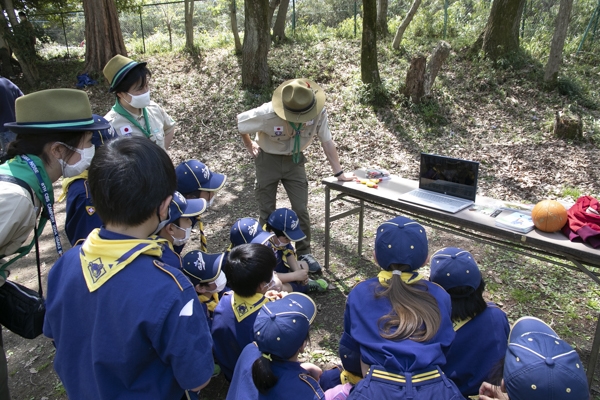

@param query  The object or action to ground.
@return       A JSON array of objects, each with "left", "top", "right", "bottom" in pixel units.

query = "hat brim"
[
  {"left": 181, "top": 198, "right": 208, "bottom": 217},
  {"left": 509, "top": 316, "right": 557, "bottom": 344},
  {"left": 182, "top": 251, "right": 224, "bottom": 284},
  {"left": 109, "top": 61, "right": 147, "bottom": 92},
  {"left": 250, "top": 231, "right": 275, "bottom": 245},
  {"left": 283, "top": 228, "right": 306, "bottom": 242},
  {"left": 5, "top": 119, "right": 111, "bottom": 135},
  {"left": 272, "top": 79, "right": 326, "bottom": 123},
  {"left": 202, "top": 173, "right": 227, "bottom": 192}
]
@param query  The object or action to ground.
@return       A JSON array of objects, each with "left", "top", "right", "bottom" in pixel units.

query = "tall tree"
[
  {"left": 544, "top": 0, "right": 573, "bottom": 83},
  {"left": 376, "top": 0, "right": 388, "bottom": 37},
  {"left": 230, "top": 0, "right": 242, "bottom": 53},
  {"left": 82, "top": 0, "right": 127, "bottom": 74},
  {"left": 362, "top": 0, "right": 381, "bottom": 84},
  {"left": 272, "top": 0, "right": 289, "bottom": 41},
  {"left": 184, "top": 0, "right": 194, "bottom": 51},
  {"left": 392, "top": 0, "right": 421, "bottom": 49},
  {"left": 0, "top": 0, "right": 38, "bottom": 84},
  {"left": 475, "top": 0, "right": 526, "bottom": 60},
  {"left": 242, "top": 0, "right": 271, "bottom": 88}
]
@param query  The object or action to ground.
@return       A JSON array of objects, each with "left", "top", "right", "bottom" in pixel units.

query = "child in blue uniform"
[
  {"left": 60, "top": 114, "right": 117, "bottom": 245},
  {"left": 176, "top": 159, "right": 227, "bottom": 252},
  {"left": 228, "top": 293, "right": 352, "bottom": 400},
  {"left": 156, "top": 191, "right": 207, "bottom": 269},
  {"left": 340, "top": 216, "right": 461, "bottom": 400},
  {"left": 230, "top": 217, "right": 274, "bottom": 248},
  {"left": 264, "top": 208, "right": 327, "bottom": 293},
  {"left": 429, "top": 247, "right": 509, "bottom": 397},
  {"left": 211, "top": 243, "right": 278, "bottom": 381}
]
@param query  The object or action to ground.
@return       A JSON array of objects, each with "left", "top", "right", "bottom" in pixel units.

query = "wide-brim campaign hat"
[
  {"left": 374, "top": 216, "right": 428, "bottom": 271},
  {"left": 176, "top": 160, "right": 227, "bottom": 194},
  {"left": 168, "top": 191, "right": 207, "bottom": 224},
  {"left": 267, "top": 208, "right": 306, "bottom": 242},
  {"left": 272, "top": 78, "right": 326, "bottom": 123},
  {"left": 429, "top": 247, "right": 481, "bottom": 292},
  {"left": 182, "top": 250, "right": 225, "bottom": 286},
  {"left": 254, "top": 293, "right": 317, "bottom": 360},
  {"left": 103, "top": 54, "right": 147, "bottom": 92},
  {"left": 4, "top": 89, "right": 111, "bottom": 134},
  {"left": 504, "top": 316, "right": 589, "bottom": 400},
  {"left": 230, "top": 218, "right": 274, "bottom": 248}
]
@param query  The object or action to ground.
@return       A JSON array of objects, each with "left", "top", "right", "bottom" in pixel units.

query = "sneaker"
[
  {"left": 212, "top": 363, "right": 221, "bottom": 377},
  {"left": 299, "top": 254, "right": 322, "bottom": 273},
  {"left": 308, "top": 278, "right": 328, "bottom": 292}
]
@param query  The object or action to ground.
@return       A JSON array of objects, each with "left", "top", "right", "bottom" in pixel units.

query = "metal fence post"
[
  {"left": 354, "top": 0, "right": 357, "bottom": 37},
  {"left": 292, "top": 0, "right": 296, "bottom": 35},
  {"left": 60, "top": 12, "right": 70, "bottom": 58},
  {"left": 443, "top": 0, "right": 448, "bottom": 39},
  {"left": 139, "top": 6, "right": 146, "bottom": 54}
]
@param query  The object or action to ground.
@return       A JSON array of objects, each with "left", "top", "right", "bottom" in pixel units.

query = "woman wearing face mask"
[
  {"left": 102, "top": 55, "right": 176, "bottom": 150},
  {"left": 0, "top": 88, "right": 109, "bottom": 400}
]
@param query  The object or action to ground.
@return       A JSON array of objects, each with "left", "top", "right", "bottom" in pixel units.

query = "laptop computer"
[{"left": 398, "top": 153, "right": 480, "bottom": 213}]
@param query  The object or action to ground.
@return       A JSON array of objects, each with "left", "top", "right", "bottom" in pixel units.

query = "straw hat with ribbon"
[
  {"left": 103, "top": 54, "right": 147, "bottom": 93},
  {"left": 272, "top": 79, "right": 326, "bottom": 123},
  {"left": 4, "top": 89, "right": 110, "bottom": 135}
]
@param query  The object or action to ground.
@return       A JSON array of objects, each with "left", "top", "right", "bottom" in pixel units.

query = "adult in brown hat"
[
  {"left": 237, "top": 79, "right": 354, "bottom": 273},
  {"left": 0, "top": 88, "right": 109, "bottom": 400},
  {"left": 103, "top": 55, "right": 176, "bottom": 150}
]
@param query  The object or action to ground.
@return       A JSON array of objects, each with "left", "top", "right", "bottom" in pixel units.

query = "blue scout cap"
[
  {"left": 429, "top": 247, "right": 481, "bottom": 292},
  {"left": 254, "top": 293, "right": 317, "bottom": 360},
  {"left": 374, "top": 216, "right": 428, "bottom": 271},
  {"left": 176, "top": 160, "right": 227, "bottom": 195},
  {"left": 230, "top": 218, "right": 274, "bottom": 248},
  {"left": 267, "top": 208, "right": 306, "bottom": 242},
  {"left": 167, "top": 191, "right": 207, "bottom": 224},
  {"left": 504, "top": 316, "right": 589, "bottom": 400},
  {"left": 90, "top": 114, "right": 117, "bottom": 148},
  {"left": 181, "top": 250, "right": 225, "bottom": 286}
]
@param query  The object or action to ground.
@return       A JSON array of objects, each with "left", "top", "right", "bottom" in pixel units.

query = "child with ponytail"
[{"left": 339, "top": 216, "right": 461, "bottom": 400}]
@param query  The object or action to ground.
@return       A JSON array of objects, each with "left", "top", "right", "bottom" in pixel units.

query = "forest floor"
[{"left": 3, "top": 35, "right": 600, "bottom": 399}]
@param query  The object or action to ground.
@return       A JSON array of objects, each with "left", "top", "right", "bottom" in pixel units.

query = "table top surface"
[{"left": 323, "top": 173, "right": 600, "bottom": 266}]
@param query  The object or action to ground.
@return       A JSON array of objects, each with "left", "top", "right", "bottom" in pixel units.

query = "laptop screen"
[{"left": 419, "top": 153, "right": 479, "bottom": 201}]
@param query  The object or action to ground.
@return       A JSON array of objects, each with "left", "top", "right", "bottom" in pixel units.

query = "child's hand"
[
  {"left": 265, "top": 290, "right": 288, "bottom": 300},
  {"left": 293, "top": 269, "right": 309, "bottom": 284},
  {"left": 300, "top": 362, "right": 323, "bottom": 380},
  {"left": 478, "top": 382, "right": 508, "bottom": 400}
]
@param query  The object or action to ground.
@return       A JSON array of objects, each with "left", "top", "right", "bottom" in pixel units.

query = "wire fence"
[{"left": 26, "top": 0, "right": 600, "bottom": 59}]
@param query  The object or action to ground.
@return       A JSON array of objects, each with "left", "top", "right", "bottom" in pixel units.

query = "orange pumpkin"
[{"left": 531, "top": 200, "right": 568, "bottom": 232}]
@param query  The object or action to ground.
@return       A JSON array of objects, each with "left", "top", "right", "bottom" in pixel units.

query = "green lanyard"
[
  {"left": 112, "top": 99, "right": 152, "bottom": 139},
  {"left": 288, "top": 122, "right": 302, "bottom": 164}
]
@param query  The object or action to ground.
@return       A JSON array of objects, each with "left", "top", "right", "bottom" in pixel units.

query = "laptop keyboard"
[{"left": 408, "top": 190, "right": 467, "bottom": 207}]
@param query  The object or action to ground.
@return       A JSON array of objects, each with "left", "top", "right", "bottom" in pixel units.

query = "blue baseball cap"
[
  {"left": 267, "top": 208, "right": 306, "bottom": 242},
  {"left": 429, "top": 247, "right": 481, "bottom": 292},
  {"left": 230, "top": 218, "right": 274, "bottom": 247},
  {"left": 90, "top": 114, "right": 118, "bottom": 148},
  {"left": 167, "top": 191, "right": 207, "bottom": 224},
  {"left": 504, "top": 316, "right": 589, "bottom": 400},
  {"left": 176, "top": 160, "right": 227, "bottom": 195},
  {"left": 374, "top": 216, "right": 428, "bottom": 271},
  {"left": 254, "top": 293, "right": 317, "bottom": 360},
  {"left": 181, "top": 250, "right": 225, "bottom": 286}
]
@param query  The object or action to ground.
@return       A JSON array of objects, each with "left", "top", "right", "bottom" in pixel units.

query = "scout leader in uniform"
[{"left": 237, "top": 79, "right": 355, "bottom": 273}]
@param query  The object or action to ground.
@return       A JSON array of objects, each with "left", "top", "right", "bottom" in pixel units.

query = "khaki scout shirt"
[
  {"left": 104, "top": 101, "right": 176, "bottom": 150},
  {"left": 0, "top": 181, "right": 39, "bottom": 258},
  {"left": 237, "top": 102, "right": 332, "bottom": 155}
]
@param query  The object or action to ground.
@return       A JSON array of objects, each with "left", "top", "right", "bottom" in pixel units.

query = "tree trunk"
[
  {"left": 268, "top": 0, "right": 280, "bottom": 29},
  {"left": 242, "top": 0, "right": 271, "bottom": 88},
  {"left": 544, "top": 0, "right": 573, "bottom": 83},
  {"left": 230, "top": 0, "right": 242, "bottom": 53},
  {"left": 424, "top": 41, "right": 451, "bottom": 96},
  {"left": 377, "top": 0, "right": 388, "bottom": 36},
  {"left": 392, "top": 0, "right": 421, "bottom": 49},
  {"left": 0, "top": 0, "right": 37, "bottom": 84},
  {"left": 83, "top": 0, "right": 127, "bottom": 75},
  {"left": 479, "top": 0, "right": 525, "bottom": 60},
  {"left": 184, "top": 0, "right": 195, "bottom": 51},
  {"left": 272, "top": 0, "right": 289, "bottom": 41},
  {"left": 361, "top": 0, "right": 381, "bottom": 84},
  {"left": 404, "top": 54, "right": 426, "bottom": 103}
]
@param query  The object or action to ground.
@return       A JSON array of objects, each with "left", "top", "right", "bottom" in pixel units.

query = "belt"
[{"left": 368, "top": 366, "right": 444, "bottom": 386}]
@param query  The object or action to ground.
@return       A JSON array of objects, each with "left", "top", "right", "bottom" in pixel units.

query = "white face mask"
[
  {"left": 152, "top": 207, "right": 171, "bottom": 235},
  {"left": 126, "top": 90, "right": 151, "bottom": 109},
  {"left": 58, "top": 144, "right": 95, "bottom": 178},
  {"left": 208, "top": 271, "right": 227, "bottom": 294},
  {"left": 171, "top": 225, "right": 191, "bottom": 247}
]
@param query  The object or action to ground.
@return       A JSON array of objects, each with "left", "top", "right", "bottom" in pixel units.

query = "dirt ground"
[{"left": 3, "top": 41, "right": 600, "bottom": 399}]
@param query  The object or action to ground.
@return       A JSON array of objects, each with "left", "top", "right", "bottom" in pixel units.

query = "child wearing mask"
[
  {"left": 103, "top": 55, "right": 176, "bottom": 149},
  {"left": 339, "top": 216, "right": 461, "bottom": 400}
]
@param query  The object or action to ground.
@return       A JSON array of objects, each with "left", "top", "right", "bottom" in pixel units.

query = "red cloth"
[{"left": 562, "top": 196, "right": 600, "bottom": 248}]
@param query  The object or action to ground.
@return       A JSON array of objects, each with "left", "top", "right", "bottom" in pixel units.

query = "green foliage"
[{"left": 334, "top": 16, "right": 361, "bottom": 39}]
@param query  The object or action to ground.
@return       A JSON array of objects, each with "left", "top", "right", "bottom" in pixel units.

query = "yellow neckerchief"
[
  {"left": 198, "top": 220, "right": 208, "bottom": 252},
  {"left": 340, "top": 370, "right": 362, "bottom": 385},
  {"left": 80, "top": 229, "right": 167, "bottom": 292},
  {"left": 58, "top": 170, "right": 88, "bottom": 202},
  {"left": 377, "top": 270, "right": 424, "bottom": 287},
  {"left": 199, "top": 292, "right": 219, "bottom": 312},
  {"left": 452, "top": 317, "right": 473, "bottom": 331},
  {"left": 267, "top": 236, "right": 295, "bottom": 270},
  {"left": 231, "top": 292, "right": 270, "bottom": 323}
]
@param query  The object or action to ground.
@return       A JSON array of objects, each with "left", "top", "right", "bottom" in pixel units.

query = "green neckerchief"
[
  {"left": 288, "top": 122, "right": 302, "bottom": 164},
  {"left": 0, "top": 154, "right": 53, "bottom": 204},
  {"left": 112, "top": 99, "right": 152, "bottom": 139}
]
